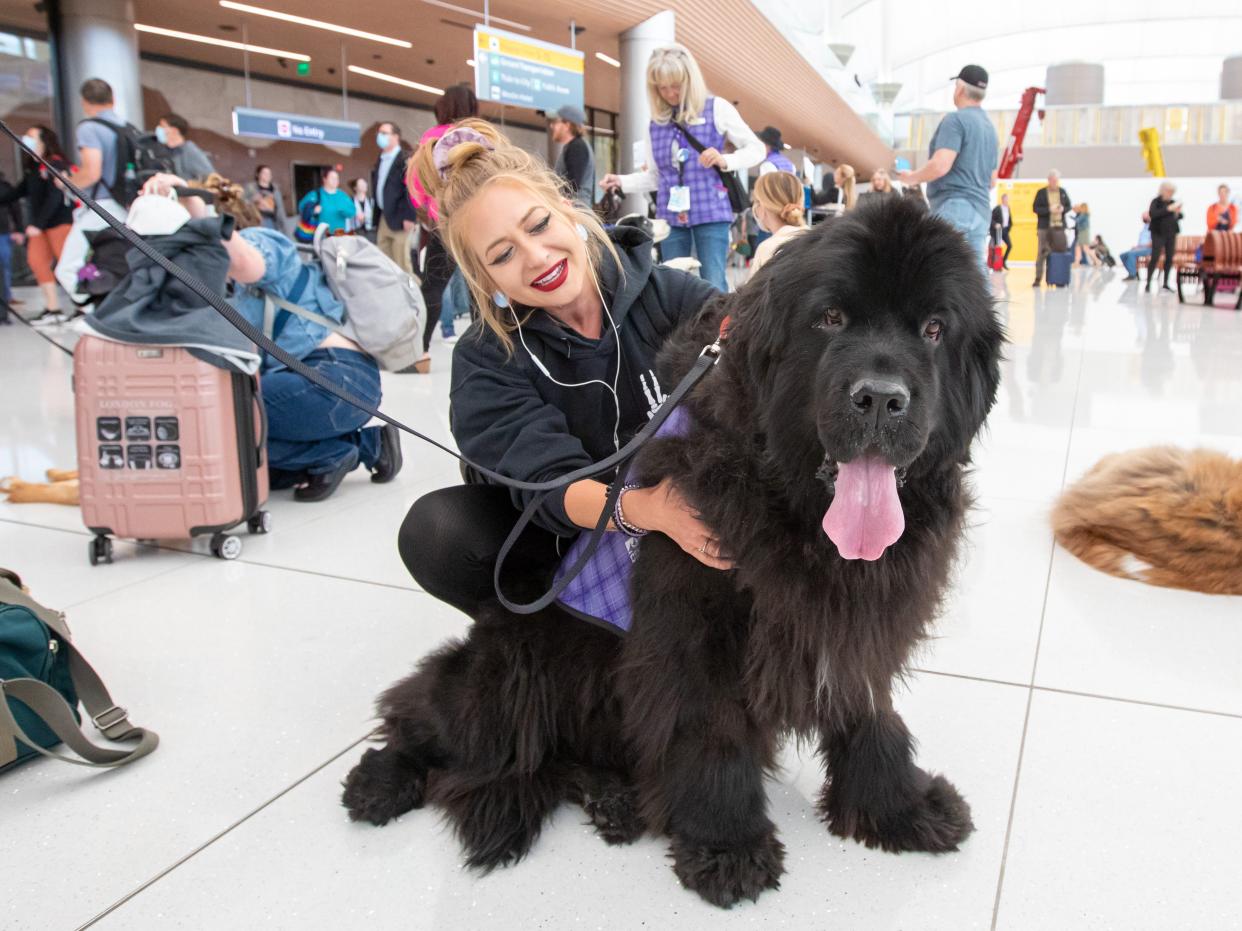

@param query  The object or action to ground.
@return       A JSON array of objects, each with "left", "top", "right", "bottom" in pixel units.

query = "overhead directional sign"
[
  {"left": 232, "top": 107, "right": 361, "bottom": 148},
  {"left": 474, "top": 25, "right": 584, "bottom": 115}
]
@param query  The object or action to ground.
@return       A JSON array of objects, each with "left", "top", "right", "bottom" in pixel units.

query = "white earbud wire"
[{"left": 514, "top": 273, "right": 623, "bottom": 452}]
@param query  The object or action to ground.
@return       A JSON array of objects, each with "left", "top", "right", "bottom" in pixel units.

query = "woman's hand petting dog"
[{"left": 622, "top": 478, "right": 733, "bottom": 570}]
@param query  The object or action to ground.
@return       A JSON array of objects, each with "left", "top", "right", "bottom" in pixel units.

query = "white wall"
[{"left": 1000, "top": 177, "right": 1242, "bottom": 255}]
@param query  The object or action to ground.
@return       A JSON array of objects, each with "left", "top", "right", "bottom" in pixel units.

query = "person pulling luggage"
[{"left": 141, "top": 172, "right": 403, "bottom": 501}]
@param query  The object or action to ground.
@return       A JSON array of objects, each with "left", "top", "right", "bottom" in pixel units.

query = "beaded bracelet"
[{"left": 612, "top": 483, "right": 649, "bottom": 538}]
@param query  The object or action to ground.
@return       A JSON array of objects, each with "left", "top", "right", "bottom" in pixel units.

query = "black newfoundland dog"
[{"left": 343, "top": 197, "right": 1004, "bottom": 908}]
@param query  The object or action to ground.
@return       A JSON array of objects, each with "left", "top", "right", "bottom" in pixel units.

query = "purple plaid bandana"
[{"left": 554, "top": 406, "right": 691, "bottom": 633}]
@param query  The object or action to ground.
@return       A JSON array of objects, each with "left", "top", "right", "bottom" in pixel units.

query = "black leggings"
[
  {"left": 397, "top": 484, "right": 564, "bottom": 616},
  {"left": 1147, "top": 232, "right": 1176, "bottom": 285},
  {"left": 420, "top": 233, "right": 456, "bottom": 353}
]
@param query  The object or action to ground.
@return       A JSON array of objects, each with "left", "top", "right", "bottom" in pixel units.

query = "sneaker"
[
  {"left": 1032, "top": 281, "right": 1041, "bottom": 288},
  {"left": 30, "top": 310, "right": 68, "bottom": 327},
  {"left": 1122, "top": 275, "right": 1138, "bottom": 282},
  {"left": 1161, "top": 284, "right": 1175, "bottom": 293},
  {"left": 370, "top": 423, "right": 404, "bottom": 484},
  {"left": 442, "top": 333, "right": 459, "bottom": 345}
]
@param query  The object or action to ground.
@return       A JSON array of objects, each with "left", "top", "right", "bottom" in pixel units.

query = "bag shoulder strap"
[
  {"left": 0, "top": 576, "right": 68, "bottom": 639},
  {"left": 0, "top": 578, "right": 158, "bottom": 769},
  {"left": 260, "top": 288, "right": 345, "bottom": 337}
]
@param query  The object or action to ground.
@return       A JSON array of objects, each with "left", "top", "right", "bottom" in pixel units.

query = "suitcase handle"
[{"left": 252, "top": 377, "right": 267, "bottom": 465}]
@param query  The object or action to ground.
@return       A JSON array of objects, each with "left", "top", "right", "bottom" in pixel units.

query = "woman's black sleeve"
[{"left": 449, "top": 343, "right": 595, "bottom": 538}]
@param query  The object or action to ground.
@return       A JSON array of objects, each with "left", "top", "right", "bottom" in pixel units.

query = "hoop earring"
[
  {"left": 576, "top": 222, "right": 588, "bottom": 241},
  {"left": 493, "top": 291, "right": 509, "bottom": 308}
]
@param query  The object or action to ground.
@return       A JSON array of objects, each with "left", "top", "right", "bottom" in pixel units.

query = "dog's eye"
[
  {"left": 923, "top": 318, "right": 944, "bottom": 342},
  {"left": 817, "top": 308, "right": 845, "bottom": 331}
]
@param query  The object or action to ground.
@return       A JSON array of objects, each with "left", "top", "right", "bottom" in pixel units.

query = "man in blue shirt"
[
  {"left": 899, "top": 65, "right": 998, "bottom": 271},
  {"left": 53, "top": 78, "right": 131, "bottom": 311}
]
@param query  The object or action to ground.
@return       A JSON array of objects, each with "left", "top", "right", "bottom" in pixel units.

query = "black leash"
[
  {"left": 2, "top": 298, "right": 76, "bottom": 357},
  {"left": 0, "top": 118, "right": 722, "bottom": 612}
]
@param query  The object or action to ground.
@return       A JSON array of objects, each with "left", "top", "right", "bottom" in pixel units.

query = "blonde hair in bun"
[
  {"left": 752, "top": 171, "right": 806, "bottom": 229},
  {"left": 411, "top": 118, "right": 619, "bottom": 354}
]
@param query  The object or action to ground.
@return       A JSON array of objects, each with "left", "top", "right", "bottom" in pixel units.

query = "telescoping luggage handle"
[{"left": 0, "top": 118, "right": 725, "bottom": 614}]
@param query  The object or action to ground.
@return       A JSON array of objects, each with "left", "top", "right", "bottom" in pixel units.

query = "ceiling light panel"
[
  {"left": 219, "top": 1, "right": 412, "bottom": 48},
  {"left": 134, "top": 24, "right": 310, "bottom": 61},
  {"left": 347, "top": 65, "right": 444, "bottom": 96}
]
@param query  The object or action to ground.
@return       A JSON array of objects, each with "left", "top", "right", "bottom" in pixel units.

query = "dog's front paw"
[
  {"left": 581, "top": 782, "right": 645, "bottom": 845},
  {"left": 825, "top": 773, "right": 974, "bottom": 854},
  {"left": 669, "top": 830, "right": 785, "bottom": 908},
  {"left": 341, "top": 747, "right": 426, "bottom": 826}
]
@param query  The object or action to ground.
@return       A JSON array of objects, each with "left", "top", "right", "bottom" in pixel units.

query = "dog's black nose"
[{"left": 850, "top": 378, "right": 910, "bottom": 420}]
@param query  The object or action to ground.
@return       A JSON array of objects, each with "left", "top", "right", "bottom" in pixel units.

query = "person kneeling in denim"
[{"left": 143, "top": 172, "right": 403, "bottom": 501}]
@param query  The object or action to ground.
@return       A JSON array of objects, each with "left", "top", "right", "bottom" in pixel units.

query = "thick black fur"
[{"left": 343, "top": 198, "right": 1003, "bottom": 907}]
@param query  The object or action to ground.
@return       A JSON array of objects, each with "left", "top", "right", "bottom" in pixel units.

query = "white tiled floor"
[{"left": 2, "top": 265, "right": 1241, "bottom": 930}]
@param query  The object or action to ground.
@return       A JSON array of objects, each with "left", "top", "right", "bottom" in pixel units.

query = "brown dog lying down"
[
  {"left": 1052, "top": 447, "right": 1242, "bottom": 595},
  {"left": 0, "top": 470, "right": 80, "bottom": 506}
]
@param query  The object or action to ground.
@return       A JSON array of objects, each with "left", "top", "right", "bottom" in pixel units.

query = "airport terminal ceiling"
[{"left": 0, "top": 0, "right": 891, "bottom": 168}]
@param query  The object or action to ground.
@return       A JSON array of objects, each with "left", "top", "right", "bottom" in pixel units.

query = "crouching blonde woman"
[{"left": 397, "top": 119, "right": 730, "bottom": 617}]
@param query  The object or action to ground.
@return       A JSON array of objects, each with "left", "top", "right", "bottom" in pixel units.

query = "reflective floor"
[{"left": 3, "top": 266, "right": 1241, "bottom": 931}]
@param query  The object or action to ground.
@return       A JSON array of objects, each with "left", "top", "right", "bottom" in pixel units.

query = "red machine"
[{"left": 998, "top": 87, "right": 1045, "bottom": 179}]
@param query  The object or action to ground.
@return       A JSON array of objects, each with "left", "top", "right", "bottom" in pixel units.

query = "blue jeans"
[
  {"left": 262, "top": 348, "right": 382, "bottom": 478},
  {"left": 662, "top": 221, "right": 731, "bottom": 292},
  {"left": 440, "top": 267, "right": 470, "bottom": 336},
  {"left": 1120, "top": 246, "right": 1151, "bottom": 278},
  {"left": 932, "top": 197, "right": 990, "bottom": 272},
  {"left": 0, "top": 235, "right": 11, "bottom": 301}
]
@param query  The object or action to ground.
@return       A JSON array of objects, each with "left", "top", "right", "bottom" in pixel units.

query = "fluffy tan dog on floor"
[
  {"left": 1052, "top": 447, "right": 1242, "bottom": 595},
  {"left": 0, "top": 469, "right": 80, "bottom": 506}
]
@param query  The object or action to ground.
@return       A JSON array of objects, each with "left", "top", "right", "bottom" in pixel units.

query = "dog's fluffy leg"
[
  {"left": 435, "top": 768, "right": 565, "bottom": 872},
  {"left": 563, "top": 766, "right": 646, "bottom": 846},
  {"left": 817, "top": 700, "right": 973, "bottom": 854}
]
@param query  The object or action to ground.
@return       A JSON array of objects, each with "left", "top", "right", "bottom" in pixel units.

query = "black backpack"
[{"left": 80, "top": 119, "right": 174, "bottom": 206}]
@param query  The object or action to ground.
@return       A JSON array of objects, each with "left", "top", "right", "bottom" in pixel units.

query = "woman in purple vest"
[{"left": 601, "top": 44, "right": 763, "bottom": 292}]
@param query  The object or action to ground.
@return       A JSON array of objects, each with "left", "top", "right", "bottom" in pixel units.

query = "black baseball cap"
[
  {"left": 757, "top": 126, "right": 783, "bottom": 149},
  {"left": 951, "top": 65, "right": 988, "bottom": 89}
]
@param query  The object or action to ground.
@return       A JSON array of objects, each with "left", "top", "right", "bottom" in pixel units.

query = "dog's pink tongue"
[{"left": 822, "top": 455, "right": 905, "bottom": 561}]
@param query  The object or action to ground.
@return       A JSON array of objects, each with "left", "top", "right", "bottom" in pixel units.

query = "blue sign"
[
  {"left": 474, "top": 26, "right": 584, "bottom": 114},
  {"left": 232, "top": 107, "right": 361, "bottom": 148}
]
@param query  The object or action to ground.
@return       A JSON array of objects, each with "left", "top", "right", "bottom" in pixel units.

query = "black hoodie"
[{"left": 449, "top": 226, "right": 719, "bottom": 536}]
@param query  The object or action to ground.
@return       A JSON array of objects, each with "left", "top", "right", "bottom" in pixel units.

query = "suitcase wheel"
[
  {"left": 247, "top": 511, "right": 273, "bottom": 535},
  {"left": 89, "top": 536, "right": 113, "bottom": 566},
  {"left": 211, "top": 533, "right": 243, "bottom": 560}
]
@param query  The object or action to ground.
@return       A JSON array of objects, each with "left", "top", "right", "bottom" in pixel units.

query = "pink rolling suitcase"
[{"left": 73, "top": 334, "right": 271, "bottom": 564}]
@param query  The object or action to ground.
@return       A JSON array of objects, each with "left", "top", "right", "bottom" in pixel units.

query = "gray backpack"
[{"left": 262, "top": 231, "right": 426, "bottom": 372}]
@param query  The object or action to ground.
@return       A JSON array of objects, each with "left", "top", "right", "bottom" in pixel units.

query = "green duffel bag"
[{"left": 1, "top": 569, "right": 157, "bottom": 772}]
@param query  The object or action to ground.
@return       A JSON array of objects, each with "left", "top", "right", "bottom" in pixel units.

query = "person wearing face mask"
[
  {"left": 748, "top": 170, "right": 809, "bottom": 275},
  {"left": 600, "top": 43, "right": 764, "bottom": 293},
  {"left": 0, "top": 125, "right": 74, "bottom": 324},
  {"left": 396, "top": 119, "right": 728, "bottom": 617},
  {"left": 155, "top": 113, "right": 215, "bottom": 181},
  {"left": 370, "top": 121, "right": 418, "bottom": 273}
]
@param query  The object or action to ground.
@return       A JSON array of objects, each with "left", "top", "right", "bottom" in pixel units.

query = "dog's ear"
[{"left": 956, "top": 302, "right": 1005, "bottom": 450}]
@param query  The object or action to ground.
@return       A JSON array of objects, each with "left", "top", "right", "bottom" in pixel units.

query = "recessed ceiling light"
[
  {"left": 134, "top": 24, "right": 310, "bottom": 61},
  {"left": 218, "top": 1, "right": 411, "bottom": 48},
  {"left": 594, "top": 52, "right": 620, "bottom": 68},
  {"left": 419, "top": 0, "right": 530, "bottom": 32},
  {"left": 347, "top": 65, "right": 443, "bottom": 96}
]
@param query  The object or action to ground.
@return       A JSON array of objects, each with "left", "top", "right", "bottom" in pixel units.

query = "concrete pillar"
[
  {"left": 1044, "top": 62, "right": 1105, "bottom": 106},
  {"left": 618, "top": 10, "right": 675, "bottom": 217},
  {"left": 53, "top": 0, "right": 144, "bottom": 137},
  {"left": 1222, "top": 55, "right": 1242, "bottom": 100}
]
